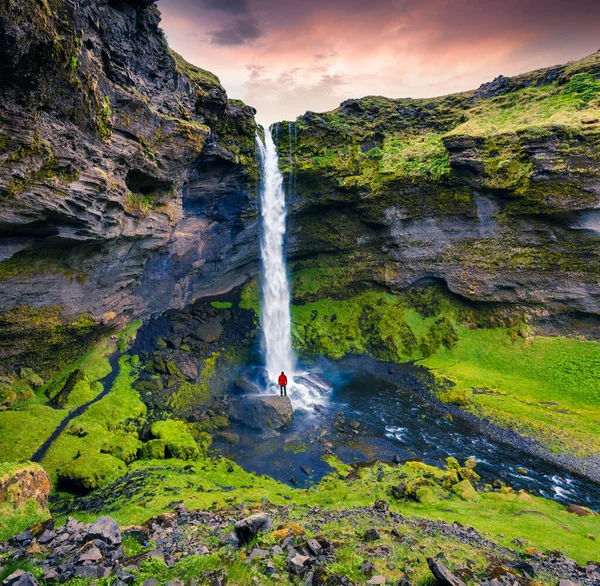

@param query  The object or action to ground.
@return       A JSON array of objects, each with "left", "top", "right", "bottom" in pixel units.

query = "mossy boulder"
[
  {"left": 149, "top": 420, "right": 202, "bottom": 460},
  {"left": 57, "top": 453, "right": 127, "bottom": 493},
  {"left": 0, "top": 462, "right": 51, "bottom": 540},
  {"left": 452, "top": 479, "right": 479, "bottom": 501},
  {"left": 0, "top": 462, "right": 51, "bottom": 508},
  {"left": 140, "top": 439, "right": 167, "bottom": 460}
]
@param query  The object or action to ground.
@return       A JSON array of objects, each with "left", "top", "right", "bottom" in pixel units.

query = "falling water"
[
  {"left": 256, "top": 127, "right": 295, "bottom": 381},
  {"left": 256, "top": 127, "right": 330, "bottom": 408}
]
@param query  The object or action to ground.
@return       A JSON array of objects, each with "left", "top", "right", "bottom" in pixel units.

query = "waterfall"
[
  {"left": 255, "top": 126, "right": 330, "bottom": 408},
  {"left": 256, "top": 127, "right": 295, "bottom": 382}
]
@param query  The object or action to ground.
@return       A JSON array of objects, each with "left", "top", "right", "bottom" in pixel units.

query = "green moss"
[
  {"left": 149, "top": 420, "right": 201, "bottom": 460},
  {"left": 97, "top": 96, "right": 112, "bottom": 140},
  {"left": 0, "top": 305, "right": 99, "bottom": 379},
  {"left": 210, "top": 301, "right": 233, "bottom": 309},
  {"left": 41, "top": 354, "right": 145, "bottom": 482},
  {"left": 57, "top": 452, "right": 127, "bottom": 492}
]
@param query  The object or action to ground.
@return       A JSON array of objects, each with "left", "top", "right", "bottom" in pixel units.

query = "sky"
[{"left": 158, "top": 0, "right": 600, "bottom": 125}]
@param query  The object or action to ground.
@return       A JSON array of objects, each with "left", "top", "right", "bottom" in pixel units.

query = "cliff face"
[
  {"left": 275, "top": 53, "right": 600, "bottom": 336},
  {"left": 0, "top": 0, "right": 259, "bottom": 372}
]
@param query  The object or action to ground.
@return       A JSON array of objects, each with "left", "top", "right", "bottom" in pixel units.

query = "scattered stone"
[
  {"left": 373, "top": 500, "right": 389, "bottom": 511},
  {"left": 288, "top": 552, "right": 311, "bottom": 575},
  {"left": 141, "top": 580, "right": 160, "bottom": 586},
  {"left": 2, "top": 571, "right": 39, "bottom": 586},
  {"left": 306, "top": 538, "right": 322, "bottom": 556},
  {"left": 360, "top": 561, "right": 376, "bottom": 575},
  {"left": 364, "top": 528, "right": 381, "bottom": 542},
  {"left": 84, "top": 516, "right": 121, "bottom": 545},
  {"left": 366, "top": 577, "right": 386, "bottom": 585},
  {"left": 426, "top": 558, "right": 467, "bottom": 586},
  {"left": 558, "top": 580, "right": 579, "bottom": 586},
  {"left": 79, "top": 545, "right": 103, "bottom": 562},
  {"left": 234, "top": 513, "right": 272, "bottom": 545},
  {"left": 509, "top": 561, "right": 536, "bottom": 579}
]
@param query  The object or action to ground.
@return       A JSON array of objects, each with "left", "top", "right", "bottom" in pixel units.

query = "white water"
[
  {"left": 256, "top": 127, "right": 329, "bottom": 408},
  {"left": 256, "top": 128, "right": 295, "bottom": 381}
]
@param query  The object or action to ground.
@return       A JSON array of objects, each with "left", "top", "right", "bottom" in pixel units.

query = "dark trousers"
[{"left": 280, "top": 385, "right": 287, "bottom": 397}]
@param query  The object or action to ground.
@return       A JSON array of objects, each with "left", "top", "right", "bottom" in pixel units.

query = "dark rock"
[
  {"left": 229, "top": 396, "right": 293, "bottom": 431},
  {"left": 193, "top": 318, "right": 223, "bottom": 343},
  {"left": 426, "top": 558, "right": 467, "bottom": 586},
  {"left": 364, "top": 528, "right": 381, "bottom": 542},
  {"left": 360, "top": 561, "right": 376, "bottom": 575},
  {"left": 84, "top": 516, "right": 121, "bottom": 546},
  {"left": 234, "top": 378, "right": 262, "bottom": 394},
  {"left": 288, "top": 552, "right": 311, "bottom": 575},
  {"left": 141, "top": 581, "right": 160, "bottom": 586},
  {"left": 2, "top": 571, "right": 39, "bottom": 586},
  {"left": 306, "top": 538, "right": 322, "bottom": 557},
  {"left": 234, "top": 513, "right": 272, "bottom": 545},
  {"left": 509, "top": 561, "right": 536, "bottom": 579},
  {"left": 373, "top": 500, "right": 389, "bottom": 511}
]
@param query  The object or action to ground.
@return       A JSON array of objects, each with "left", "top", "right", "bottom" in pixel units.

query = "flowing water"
[
  {"left": 256, "top": 129, "right": 295, "bottom": 382},
  {"left": 256, "top": 128, "right": 329, "bottom": 408}
]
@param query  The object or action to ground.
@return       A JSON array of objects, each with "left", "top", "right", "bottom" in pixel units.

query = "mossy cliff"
[
  {"left": 275, "top": 51, "right": 600, "bottom": 333},
  {"left": 0, "top": 0, "right": 259, "bottom": 377}
]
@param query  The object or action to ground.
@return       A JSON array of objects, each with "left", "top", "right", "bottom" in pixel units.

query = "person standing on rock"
[{"left": 278, "top": 371, "right": 288, "bottom": 397}]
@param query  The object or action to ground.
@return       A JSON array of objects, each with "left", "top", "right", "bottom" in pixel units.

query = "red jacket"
[{"left": 278, "top": 374, "right": 288, "bottom": 386}]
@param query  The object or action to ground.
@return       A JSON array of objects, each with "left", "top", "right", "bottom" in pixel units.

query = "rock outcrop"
[
  {"left": 0, "top": 0, "right": 258, "bottom": 375},
  {"left": 274, "top": 52, "right": 600, "bottom": 337},
  {"left": 229, "top": 395, "right": 293, "bottom": 430}
]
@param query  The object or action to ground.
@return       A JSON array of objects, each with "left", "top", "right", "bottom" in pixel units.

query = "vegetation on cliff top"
[{"left": 275, "top": 51, "right": 600, "bottom": 216}]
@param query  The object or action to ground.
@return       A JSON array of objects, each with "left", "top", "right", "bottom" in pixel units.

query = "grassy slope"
[
  {"left": 420, "top": 329, "right": 600, "bottom": 456},
  {"left": 0, "top": 322, "right": 140, "bottom": 464},
  {"left": 62, "top": 458, "right": 600, "bottom": 566},
  {"left": 279, "top": 52, "right": 600, "bottom": 194}
]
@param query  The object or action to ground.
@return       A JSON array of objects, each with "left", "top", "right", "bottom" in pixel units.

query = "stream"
[{"left": 214, "top": 356, "right": 600, "bottom": 510}]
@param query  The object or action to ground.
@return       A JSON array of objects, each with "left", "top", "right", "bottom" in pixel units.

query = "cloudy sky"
[{"left": 159, "top": 0, "right": 600, "bottom": 125}]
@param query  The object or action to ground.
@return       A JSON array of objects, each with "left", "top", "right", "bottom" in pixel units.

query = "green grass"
[
  {"left": 420, "top": 329, "right": 600, "bottom": 456},
  {"left": 0, "top": 405, "right": 66, "bottom": 463},
  {"left": 448, "top": 73, "right": 600, "bottom": 138},
  {"left": 42, "top": 354, "right": 146, "bottom": 483},
  {"left": 381, "top": 132, "right": 450, "bottom": 180},
  {"left": 61, "top": 458, "right": 600, "bottom": 565}
]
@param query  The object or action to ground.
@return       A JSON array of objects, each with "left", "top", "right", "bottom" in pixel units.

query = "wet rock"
[
  {"left": 234, "top": 513, "right": 272, "bottom": 545},
  {"left": 193, "top": 318, "right": 223, "bottom": 343},
  {"left": 229, "top": 396, "right": 293, "bottom": 431},
  {"left": 2, "top": 571, "right": 39, "bottom": 586},
  {"left": 426, "top": 558, "right": 467, "bottom": 586},
  {"left": 234, "top": 378, "right": 262, "bottom": 394},
  {"left": 84, "top": 516, "right": 121, "bottom": 546}
]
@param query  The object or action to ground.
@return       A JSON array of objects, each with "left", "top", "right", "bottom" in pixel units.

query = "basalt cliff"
[{"left": 0, "top": 0, "right": 258, "bottom": 374}]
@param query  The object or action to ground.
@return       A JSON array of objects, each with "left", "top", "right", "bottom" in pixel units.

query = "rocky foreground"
[{"left": 2, "top": 502, "right": 599, "bottom": 586}]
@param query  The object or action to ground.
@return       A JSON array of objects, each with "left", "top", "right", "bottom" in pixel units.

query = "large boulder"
[
  {"left": 0, "top": 462, "right": 51, "bottom": 508},
  {"left": 84, "top": 516, "right": 121, "bottom": 546},
  {"left": 234, "top": 512, "right": 271, "bottom": 545},
  {"left": 229, "top": 396, "right": 293, "bottom": 430}
]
